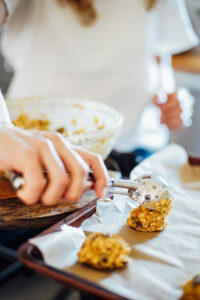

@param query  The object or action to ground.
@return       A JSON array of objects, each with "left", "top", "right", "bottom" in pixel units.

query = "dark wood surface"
[
  {"left": 0, "top": 177, "right": 97, "bottom": 230},
  {"left": 188, "top": 154, "right": 200, "bottom": 165},
  {"left": 0, "top": 176, "right": 16, "bottom": 199},
  {"left": 172, "top": 44, "right": 200, "bottom": 73},
  {"left": 18, "top": 200, "right": 127, "bottom": 300}
]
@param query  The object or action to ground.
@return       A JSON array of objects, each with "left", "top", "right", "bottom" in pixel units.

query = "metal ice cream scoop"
[
  {"left": 9, "top": 171, "right": 173, "bottom": 211},
  {"left": 106, "top": 174, "right": 174, "bottom": 210}
]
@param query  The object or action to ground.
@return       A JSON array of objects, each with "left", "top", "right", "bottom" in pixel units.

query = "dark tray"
[
  {"left": 18, "top": 154, "right": 200, "bottom": 299},
  {"left": 18, "top": 199, "right": 128, "bottom": 300}
]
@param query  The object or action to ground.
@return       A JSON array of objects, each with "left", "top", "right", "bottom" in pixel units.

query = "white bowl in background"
[{"left": 7, "top": 97, "right": 123, "bottom": 160}]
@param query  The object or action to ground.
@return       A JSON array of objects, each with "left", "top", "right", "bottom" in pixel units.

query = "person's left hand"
[{"left": 153, "top": 91, "right": 183, "bottom": 131}]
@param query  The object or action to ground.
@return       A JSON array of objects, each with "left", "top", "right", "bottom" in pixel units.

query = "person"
[
  {"left": 0, "top": 0, "right": 198, "bottom": 172},
  {"left": 0, "top": 2, "right": 109, "bottom": 207}
]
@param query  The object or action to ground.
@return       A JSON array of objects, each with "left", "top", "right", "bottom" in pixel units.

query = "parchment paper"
[{"left": 30, "top": 144, "right": 200, "bottom": 300}]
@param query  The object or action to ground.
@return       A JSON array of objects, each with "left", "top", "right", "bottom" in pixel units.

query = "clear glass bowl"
[{"left": 7, "top": 97, "right": 123, "bottom": 160}]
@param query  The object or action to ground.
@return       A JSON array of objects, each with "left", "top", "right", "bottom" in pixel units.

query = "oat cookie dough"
[
  {"left": 127, "top": 199, "right": 172, "bottom": 232},
  {"left": 127, "top": 175, "right": 173, "bottom": 232},
  {"left": 13, "top": 110, "right": 50, "bottom": 130},
  {"left": 78, "top": 232, "right": 131, "bottom": 270},
  {"left": 181, "top": 274, "right": 200, "bottom": 300}
]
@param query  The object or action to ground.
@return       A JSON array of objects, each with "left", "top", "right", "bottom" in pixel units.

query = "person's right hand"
[{"left": 0, "top": 125, "right": 108, "bottom": 206}]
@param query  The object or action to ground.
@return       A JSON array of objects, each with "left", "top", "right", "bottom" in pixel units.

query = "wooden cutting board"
[{"left": 0, "top": 177, "right": 96, "bottom": 230}]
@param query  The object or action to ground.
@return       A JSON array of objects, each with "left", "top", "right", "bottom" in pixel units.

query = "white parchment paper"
[{"left": 30, "top": 144, "right": 200, "bottom": 300}]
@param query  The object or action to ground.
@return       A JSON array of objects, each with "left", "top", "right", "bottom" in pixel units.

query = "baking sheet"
[{"left": 30, "top": 144, "right": 200, "bottom": 300}]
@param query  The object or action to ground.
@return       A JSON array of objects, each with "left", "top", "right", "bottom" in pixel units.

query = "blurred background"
[
  {"left": 0, "top": 2, "right": 200, "bottom": 300},
  {"left": 170, "top": 0, "right": 200, "bottom": 154},
  {"left": 1, "top": 0, "right": 200, "bottom": 155}
]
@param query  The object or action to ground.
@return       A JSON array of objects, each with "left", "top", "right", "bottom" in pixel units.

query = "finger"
[
  {"left": 161, "top": 116, "right": 183, "bottom": 131},
  {"left": 14, "top": 131, "right": 70, "bottom": 205},
  {"left": 75, "top": 147, "right": 109, "bottom": 198},
  {"left": 155, "top": 93, "right": 181, "bottom": 111},
  {"left": 0, "top": 130, "right": 47, "bottom": 205},
  {"left": 16, "top": 148, "right": 47, "bottom": 205},
  {"left": 161, "top": 106, "right": 182, "bottom": 120},
  {"left": 41, "top": 133, "right": 88, "bottom": 202},
  {"left": 157, "top": 98, "right": 181, "bottom": 112},
  {"left": 36, "top": 138, "right": 69, "bottom": 205}
]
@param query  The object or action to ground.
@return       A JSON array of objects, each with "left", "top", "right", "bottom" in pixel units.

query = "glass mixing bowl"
[{"left": 7, "top": 97, "right": 123, "bottom": 160}]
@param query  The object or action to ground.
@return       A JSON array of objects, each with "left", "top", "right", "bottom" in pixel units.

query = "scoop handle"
[
  {"left": 8, "top": 171, "right": 95, "bottom": 191},
  {"left": 8, "top": 170, "right": 138, "bottom": 192},
  {"left": 108, "top": 178, "right": 137, "bottom": 190}
]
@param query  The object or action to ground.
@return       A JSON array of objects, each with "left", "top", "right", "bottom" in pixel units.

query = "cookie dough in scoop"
[{"left": 127, "top": 175, "right": 174, "bottom": 232}]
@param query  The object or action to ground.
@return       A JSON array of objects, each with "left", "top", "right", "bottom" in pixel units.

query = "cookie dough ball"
[
  {"left": 181, "top": 274, "right": 200, "bottom": 300},
  {"left": 129, "top": 175, "right": 174, "bottom": 212},
  {"left": 127, "top": 205, "right": 168, "bottom": 232},
  {"left": 78, "top": 233, "right": 131, "bottom": 270},
  {"left": 127, "top": 175, "right": 173, "bottom": 232}
]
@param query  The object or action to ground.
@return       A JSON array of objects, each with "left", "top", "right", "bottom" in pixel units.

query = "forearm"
[
  {"left": 0, "top": 0, "right": 8, "bottom": 29},
  {"left": 153, "top": 54, "right": 184, "bottom": 131},
  {"left": 0, "top": 0, "right": 21, "bottom": 29}
]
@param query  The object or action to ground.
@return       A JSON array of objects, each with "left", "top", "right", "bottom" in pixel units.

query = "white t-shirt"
[{"left": 1, "top": 0, "right": 198, "bottom": 151}]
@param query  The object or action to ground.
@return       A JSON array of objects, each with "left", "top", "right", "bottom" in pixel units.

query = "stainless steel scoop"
[
  {"left": 9, "top": 171, "right": 173, "bottom": 210},
  {"left": 107, "top": 174, "right": 173, "bottom": 209}
]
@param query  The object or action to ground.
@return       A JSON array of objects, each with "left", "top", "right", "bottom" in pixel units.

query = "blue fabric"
[
  {"left": 0, "top": 230, "right": 27, "bottom": 244},
  {"left": 133, "top": 148, "right": 152, "bottom": 164}
]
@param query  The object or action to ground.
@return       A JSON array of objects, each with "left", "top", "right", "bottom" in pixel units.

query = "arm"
[
  {"left": 153, "top": 54, "right": 194, "bottom": 131},
  {"left": 0, "top": 0, "right": 8, "bottom": 28},
  {"left": 0, "top": 0, "right": 21, "bottom": 28},
  {"left": 153, "top": 54, "right": 184, "bottom": 131},
  {"left": 152, "top": 0, "right": 197, "bottom": 131}
]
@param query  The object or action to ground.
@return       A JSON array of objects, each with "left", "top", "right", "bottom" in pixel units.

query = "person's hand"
[
  {"left": 0, "top": 126, "right": 108, "bottom": 206},
  {"left": 153, "top": 88, "right": 194, "bottom": 132},
  {"left": 73, "top": 146, "right": 108, "bottom": 198},
  {"left": 153, "top": 91, "right": 183, "bottom": 131},
  {"left": 39, "top": 131, "right": 108, "bottom": 201}
]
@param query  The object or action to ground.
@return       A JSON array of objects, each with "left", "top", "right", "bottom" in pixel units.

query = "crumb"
[
  {"left": 72, "top": 118, "right": 77, "bottom": 126},
  {"left": 73, "top": 128, "right": 86, "bottom": 134},
  {"left": 94, "top": 116, "right": 99, "bottom": 125},
  {"left": 74, "top": 103, "right": 85, "bottom": 109},
  {"left": 98, "top": 125, "right": 105, "bottom": 130}
]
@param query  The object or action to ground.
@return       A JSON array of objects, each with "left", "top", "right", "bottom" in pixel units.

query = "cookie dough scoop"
[
  {"left": 128, "top": 174, "right": 174, "bottom": 212},
  {"left": 126, "top": 175, "right": 174, "bottom": 232},
  {"left": 108, "top": 174, "right": 174, "bottom": 212}
]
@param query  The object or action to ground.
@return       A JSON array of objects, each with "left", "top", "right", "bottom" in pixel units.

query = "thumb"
[{"left": 152, "top": 95, "right": 160, "bottom": 105}]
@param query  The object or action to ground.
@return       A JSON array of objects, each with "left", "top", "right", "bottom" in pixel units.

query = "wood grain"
[
  {"left": 172, "top": 44, "right": 200, "bottom": 73},
  {"left": 0, "top": 177, "right": 97, "bottom": 230},
  {"left": 0, "top": 176, "right": 16, "bottom": 199}
]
